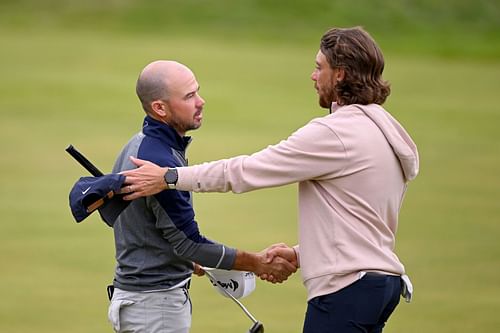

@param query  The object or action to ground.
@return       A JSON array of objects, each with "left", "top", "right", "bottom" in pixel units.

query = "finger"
[
  {"left": 276, "top": 256, "right": 297, "bottom": 274},
  {"left": 267, "top": 248, "right": 290, "bottom": 263},
  {"left": 271, "top": 278, "right": 283, "bottom": 284},
  {"left": 116, "top": 185, "right": 131, "bottom": 195},
  {"left": 128, "top": 156, "right": 150, "bottom": 167},
  {"left": 120, "top": 169, "right": 135, "bottom": 177},
  {"left": 263, "top": 243, "right": 288, "bottom": 263},
  {"left": 269, "top": 242, "right": 288, "bottom": 249},
  {"left": 121, "top": 177, "right": 144, "bottom": 190},
  {"left": 263, "top": 250, "right": 274, "bottom": 264},
  {"left": 119, "top": 173, "right": 141, "bottom": 186},
  {"left": 122, "top": 190, "right": 144, "bottom": 201},
  {"left": 193, "top": 263, "right": 205, "bottom": 276},
  {"left": 266, "top": 247, "right": 280, "bottom": 259},
  {"left": 270, "top": 247, "right": 297, "bottom": 266}
]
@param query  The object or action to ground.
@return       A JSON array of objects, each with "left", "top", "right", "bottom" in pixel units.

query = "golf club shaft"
[
  {"left": 204, "top": 270, "right": 258, "bottom": 324},
  {"left": 66, "top": 145, "right": 104, "bottom": 177}
]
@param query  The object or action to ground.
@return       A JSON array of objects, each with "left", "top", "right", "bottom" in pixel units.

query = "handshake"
[
  {"left": 255, "top": 243, "right": 299, "bottom": 284},
  {"left": 195, "top": 243, "right": 299, "bottom": 284}
]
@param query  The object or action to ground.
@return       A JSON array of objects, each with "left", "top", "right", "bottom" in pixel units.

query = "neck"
[{"left": 147, "top": 113, "right": 185, "bottom": 137}]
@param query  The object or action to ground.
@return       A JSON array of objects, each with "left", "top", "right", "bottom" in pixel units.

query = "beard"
[
  {"left": 318, "top": 87, "right": 336, "bottom": 108},
  {"left": 167, "top": 114, "right": 202, "bottom": 136},
  {"left": 318, "top": 79, "right": 337, "bottom": 108},
  {"left": 180, "top": 119, "right": 202, "bottom": 134}
]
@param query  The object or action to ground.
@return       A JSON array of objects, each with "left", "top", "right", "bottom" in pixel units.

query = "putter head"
[{"left": 248, "top": 321, "right": 264, "bottom": 333}]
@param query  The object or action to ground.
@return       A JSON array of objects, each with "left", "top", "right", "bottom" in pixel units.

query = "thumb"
[
  {"left": 129, "top": 156, "right": 150, "bottom": 167},
  {"left": 264, "top": 249, "right": 277, "bottom": 263}
]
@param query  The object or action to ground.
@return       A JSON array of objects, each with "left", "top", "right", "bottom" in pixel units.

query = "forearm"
[
  {"left": 176, "top": 153, "right": 300, "bottom": 193},
  {"left": 176, "top": 121, "right": 346, "bottom": 193},
  {"left": 174, "top": 241, "right": 237, "bottom": 270},
  {"left": 232, "top": 249, "right": 261, "bottom": 272}
]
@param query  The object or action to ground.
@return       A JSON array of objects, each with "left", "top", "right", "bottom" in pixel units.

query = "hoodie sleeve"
[{"left": 176, "top": 119, "right": 348, "bottom": 193}]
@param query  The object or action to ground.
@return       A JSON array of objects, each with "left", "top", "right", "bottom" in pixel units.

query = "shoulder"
[
  {"left": 314, "top": 105, "right": 377, "bottom": 131},
  {"left": 137, "top": 136, "right": 179, "bottom": 167}
]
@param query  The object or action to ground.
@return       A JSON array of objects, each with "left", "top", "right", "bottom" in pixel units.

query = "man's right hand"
[
  {"left": 232, "top": 245, "right": 298, "bottom": 284},
  {"left": 259, "top": 243, "right": 299, "bottom": 283},
  {"left": 257, "top": 252, "right": 298, "bottom": 284}
]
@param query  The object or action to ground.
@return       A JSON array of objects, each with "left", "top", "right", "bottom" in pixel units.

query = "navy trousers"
[{"left": 303, "top": 273, "right": 402, "bottom": 333}]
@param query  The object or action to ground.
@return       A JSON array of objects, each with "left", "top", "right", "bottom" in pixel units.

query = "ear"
[
  {"left": 335, "top": 68, "right": 345, "bottom": 82},
  {"left": 150, "top": 100, "right": 168, "bottom": 117}
]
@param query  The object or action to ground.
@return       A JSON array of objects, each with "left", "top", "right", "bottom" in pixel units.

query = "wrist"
[
  {"left": 163, "top": 167, "right": 178, "bottom": 190},
  {"left": 292, "top": 245, "right": 300, "bottom": 268},
  {"left": 233, "top": 250, "right": 261, "bottom": 273}
]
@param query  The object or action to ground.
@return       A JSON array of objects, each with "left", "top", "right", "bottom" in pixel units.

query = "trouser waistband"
[{"left": 107, "top": 280, "right": 191, "bottom": 301}]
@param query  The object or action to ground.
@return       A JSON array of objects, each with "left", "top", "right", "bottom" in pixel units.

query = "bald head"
[{"left": 136, "top": 60, "right": 194, "bottom": 113}]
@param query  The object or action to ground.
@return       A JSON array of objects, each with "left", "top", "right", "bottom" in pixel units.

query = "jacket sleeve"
[
  {"left": 176, "top": 120, "right": 347, "bottom": 193},
  {"left": 147, "top": 192, "right": 236, "bottom": 270}
]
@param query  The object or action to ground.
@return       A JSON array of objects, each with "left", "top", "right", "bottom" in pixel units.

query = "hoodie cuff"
[
  {"left": 176, "top": 166, "right": 196, "bottom": 191},
  {"left": 293, "top": 244, "right": 300, "bottom": 268}
]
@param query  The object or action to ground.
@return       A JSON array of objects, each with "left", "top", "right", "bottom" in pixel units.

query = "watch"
[{"left": 164, "top": 168, "right": 178, "bottom": 190}]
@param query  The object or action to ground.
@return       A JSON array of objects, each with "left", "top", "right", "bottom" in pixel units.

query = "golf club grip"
[{"left": 66, "top": 145, "right": 104, "bottom": 177}]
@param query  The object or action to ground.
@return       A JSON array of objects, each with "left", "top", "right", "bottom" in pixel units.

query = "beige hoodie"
[{"left": 176, "top": 103, "right": 419, "bottom": 300}]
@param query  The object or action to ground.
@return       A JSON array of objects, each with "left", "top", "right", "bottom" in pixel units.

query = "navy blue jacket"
[{"left": 111, "top": 116, "right": 236, "bottom": 291}]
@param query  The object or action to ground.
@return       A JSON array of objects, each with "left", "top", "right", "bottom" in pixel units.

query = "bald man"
[{"left": 107, "top": 61, "right": 296, "bottom": 333}]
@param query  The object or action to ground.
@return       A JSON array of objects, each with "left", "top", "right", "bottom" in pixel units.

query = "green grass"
[
  {"left": 0, "top": 1, "right": 499, "bottom": 332},
  {"left": 1, "top": 0, "right": 499, "bottom": 58}
]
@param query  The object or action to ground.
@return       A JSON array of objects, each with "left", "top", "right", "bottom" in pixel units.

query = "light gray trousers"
[{"left": 108, "top": 287, "right": 192, "bottom": 333}]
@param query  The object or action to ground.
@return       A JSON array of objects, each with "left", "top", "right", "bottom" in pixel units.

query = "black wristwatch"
[{"left": 164, "top": 168, "right": 178, "bottom": 190}]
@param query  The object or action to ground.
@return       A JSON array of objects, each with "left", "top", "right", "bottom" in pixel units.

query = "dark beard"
[
  {"left": 319, "top": 87, "right": 336, "bottom": 108},
  {"left": 318, "top": 74, "right": 338, "bottom": 108},
  {"left": 168, "top": 119, "right": 201, "bottom": 136}
]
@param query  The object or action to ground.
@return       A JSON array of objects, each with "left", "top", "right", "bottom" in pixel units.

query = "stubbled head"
[
  {"left": 312, "top": 26, "right": 390, "bottom": 108},
  {"left": 136, "top": 60, "right": 205, "bottom": 136}
]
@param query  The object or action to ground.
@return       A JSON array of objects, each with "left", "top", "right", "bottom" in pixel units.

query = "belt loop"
[{"left": 107, "top": 285, "right": 115, "bottom": 301}]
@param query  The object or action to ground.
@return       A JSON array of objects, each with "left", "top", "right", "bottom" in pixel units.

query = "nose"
[
  {"left": 311, "top": 70, "right": 317, "bottom": 81},
  {"left": 197, "top": 94, "right": 205, "bottom": 107}
]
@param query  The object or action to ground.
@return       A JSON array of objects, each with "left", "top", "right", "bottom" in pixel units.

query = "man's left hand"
[{"left": 119, "top": 156, "right": 168, "bottom": 200}]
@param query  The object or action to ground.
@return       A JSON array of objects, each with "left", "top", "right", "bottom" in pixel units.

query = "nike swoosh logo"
[{"left": 82, "top": 186, "right": 91, "bottom": 195}]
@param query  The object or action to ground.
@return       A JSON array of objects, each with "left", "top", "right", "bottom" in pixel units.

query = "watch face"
[{"left": 165, "top": 169, "right": 178, "bottom": 184}]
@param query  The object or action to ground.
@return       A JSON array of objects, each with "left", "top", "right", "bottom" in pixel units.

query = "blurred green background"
[{"left": 0, "top": 0, "right": 499, "bottom": 332}]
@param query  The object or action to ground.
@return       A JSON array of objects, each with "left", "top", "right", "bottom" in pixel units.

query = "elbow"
[{"left": 172, "top": 240, "right": 195, "bottom": 259}]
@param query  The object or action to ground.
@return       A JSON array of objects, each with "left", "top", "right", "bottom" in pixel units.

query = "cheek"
[
  {"left": 317, "top": 73, "right": 326, "bottom": 88},
  {"left": 320, "top": 73, "right": 334, "bottom": 89},
  {"left": 176, "top": 101, "right": 193, "bottom": 112},
  {"left": 182, "top": 101, "right": 198, "bottom": 118}
]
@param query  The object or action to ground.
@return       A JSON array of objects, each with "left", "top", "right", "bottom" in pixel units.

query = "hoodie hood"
[{"left": 350, "top": 104, "right": 419, "bottom": 182}]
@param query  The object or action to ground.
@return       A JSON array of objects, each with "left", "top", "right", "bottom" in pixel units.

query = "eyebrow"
[{"left": 184, "top": 85, "right": 200, "bottom": 98}]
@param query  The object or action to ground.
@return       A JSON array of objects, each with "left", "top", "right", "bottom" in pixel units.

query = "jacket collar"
[{"left": 142, "top": 116, "right": 192, "bottom": 151}]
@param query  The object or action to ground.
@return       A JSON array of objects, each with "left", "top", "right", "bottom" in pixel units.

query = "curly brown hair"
[{"left": 320, "top": 27, "right": 390, "bottom": 105}]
